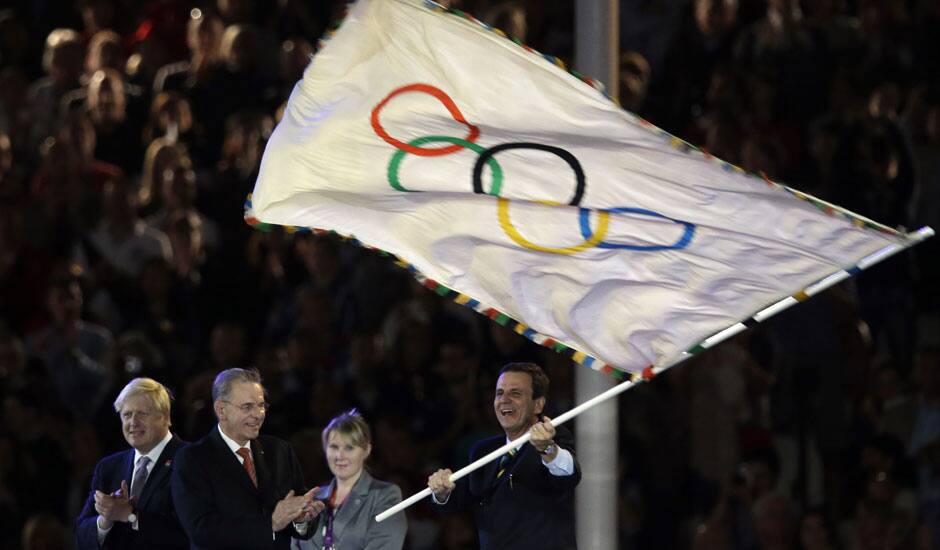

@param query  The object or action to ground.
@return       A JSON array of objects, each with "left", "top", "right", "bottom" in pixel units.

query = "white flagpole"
[{"left": 375, "top": 225, "right": 935, "bottom": 523}]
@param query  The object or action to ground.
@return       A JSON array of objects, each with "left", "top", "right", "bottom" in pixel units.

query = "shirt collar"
[
  {"left": 217, "top": 424, "right": 252, "bottom": 456},
  {"left": 503, "top": 437, "right": 524, "bottom": 453},
  {"left": 134, "top": 431, "right": 173, "bottom": 466}
]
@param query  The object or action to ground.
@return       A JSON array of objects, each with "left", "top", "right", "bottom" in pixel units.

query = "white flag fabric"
[{"left": 250, "top": 0, "right": 909, "bottom": 375}]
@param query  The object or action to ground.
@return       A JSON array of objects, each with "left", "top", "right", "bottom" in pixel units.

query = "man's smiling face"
[
  {"left": 493, "top": 371, "right": 544, "bottom": 440},
  {"left": 216, "top": 381, "right": 266, "bottom": 445}
]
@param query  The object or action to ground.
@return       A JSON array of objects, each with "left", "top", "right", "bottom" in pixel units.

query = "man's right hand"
[{"left": 428, "top": 469, "right": 455, "bottom": 502}]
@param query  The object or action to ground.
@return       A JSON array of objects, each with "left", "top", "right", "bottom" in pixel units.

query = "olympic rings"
[
  {"left": 388, "top": 136, "right": 503, "bottom": 195},
  {"left": 472, "top": 143, "right": 585, "bottom": 205},
  {"left": 578, "top": 207, "right": 696, "bottom": 251},
  {"left": 498, "top": 198, "right": 612, "bottom": 255},
  {"left": 370, "top": 82, "right": 696, "bottom": 255},
  {"left": 371, "top": 84, "right": 480, "bottom": 157}
]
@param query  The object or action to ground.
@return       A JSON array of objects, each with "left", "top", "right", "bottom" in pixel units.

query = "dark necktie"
[
  {"left": 494, "top": 448, "right": 517, "bottom": 482},
  {"left": 130, "top": 456, "right": 151, "bottom": 501},
  {"left": 236, "top": 448, "right": 258, "bottom": 487}
]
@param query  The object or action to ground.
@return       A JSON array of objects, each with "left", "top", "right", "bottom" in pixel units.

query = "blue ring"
[{"left": 578, "top": 207, "right": 695, "bottom": 250}]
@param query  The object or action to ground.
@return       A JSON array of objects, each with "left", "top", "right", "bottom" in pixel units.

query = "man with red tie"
[
  {"left": 75, "top": 377, "right": 189, "bottom": 549},
  {"left": 171, "top": 368, "right": 323, "bottom": 549}
]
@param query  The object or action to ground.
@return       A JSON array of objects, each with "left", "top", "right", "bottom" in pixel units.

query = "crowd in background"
[{"left": 0, "top": 0, "right": 939, "bottom": 548}]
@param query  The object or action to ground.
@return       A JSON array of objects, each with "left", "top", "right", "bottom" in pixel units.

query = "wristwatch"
[
  {"left": 539, "top": 443, "right": 555, "bottom": 456},
  {"left": 127, "top": 512, "right": 138, "bottom": 525}
]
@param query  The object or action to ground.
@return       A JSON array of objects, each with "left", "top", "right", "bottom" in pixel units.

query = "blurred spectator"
[
  {"left": 80, "top": 68, "right": 143, "bottom": 173},
  {"left": 27, "top": 28, "right": 85, "bottom": 152},
  {"left": 137, "top": 136, "right": 188, "bottom": 217},
  {"left": 799, "top": 507, "right": 842, "bottom": 550},
  {"left": 148, "top": 158, "right": 219, "bottom": 251},
  {"left": 683, "top": 337, "right": 750, "bottom": 498},
  {"left": 646, "top": 0, "right": 741, "bottom": 134},
  {"left": 278, "top": 38, "right": 313, "bottom": 96},
  {"left": 164, "top": 208, "right": 208, "bottom": 285},
  {"left": 71, "top": 29, "right": 147, "bottom": 133},
  {"left": 80, "top": 0, "right": 119, "bottom": 39},
  {"left": 21, "top": 512, "right": 67, "bottom": 550},
  {"left": 30, "top": 113, "right": 123, "bottom": 248},
  {"left": 84, "top": 29, "right": 124, "bottom": 75},
  {"left": 141, "top": 91, "right": 198, "bottom": 153},
  {"left": 0, "top": 132, "right": 19, "bottom": 197},
  {"left": 752, "top": 492, "right": 798, "bottom": 550},
  {"left": 207, "top": 320, "right": 247, "bottom": 372},
  {"left": 866, "top": 362, "right": 918, "bottom": 445},
  {"left": 77, "top": 178, "right": 171, "bottom": 281},
  {"left": 485, "top": 1, "right": 527, "bottom": 40},
  {"left": 0, "top": 67, "right": 31, "bottom": 147},
  {"left": 26, "top": 276, "right": 113, "bottom": 421},
  {"left": 154, "top": 10, "right": 225, "bottom": 95},
  {"left": 619, "top": 50, "right": 651, "bottom": 112}
]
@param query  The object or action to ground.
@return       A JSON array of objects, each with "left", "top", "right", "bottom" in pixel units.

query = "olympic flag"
[{"left": 249, "top": 0, "right": 920, "bottom": 375}]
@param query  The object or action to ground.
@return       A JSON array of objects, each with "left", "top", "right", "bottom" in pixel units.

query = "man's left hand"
[
  {"left": 530, "top": 417, "right": 558, "bottom": 461},
  {"left": 295, "top": 488, "right": 325, "bottom": 523}
]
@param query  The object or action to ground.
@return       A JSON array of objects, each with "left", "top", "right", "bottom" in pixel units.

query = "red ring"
[{"left": 371, "top": 83, "right": 480, "bottom": 157}]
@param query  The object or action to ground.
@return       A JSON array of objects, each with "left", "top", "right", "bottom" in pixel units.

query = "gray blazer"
[{"left": 292, "top": 470, "right": 406, "bottom": 550}]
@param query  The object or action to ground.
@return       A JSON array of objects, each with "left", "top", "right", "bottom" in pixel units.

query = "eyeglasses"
[{"left": 223, "top": 400, "right": 271, "bottom": 413}]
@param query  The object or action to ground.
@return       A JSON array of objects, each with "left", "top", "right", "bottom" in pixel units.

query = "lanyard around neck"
[{"left": 324, "top": 488, "right": 346, "bottom": 549}]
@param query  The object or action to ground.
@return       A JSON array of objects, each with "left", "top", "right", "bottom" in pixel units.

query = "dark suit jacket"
[
  {"left": 75, "top": 435, "right": 188, "bottom": 549},
  {"left": 441, "top": 426, "right": 580, "bottom": 550},
  {"left": 292, "top": 470, "right": 406, "bottom": 550},
  {"left": 171, "top": 427, "right": 312, "bottom": 549}
]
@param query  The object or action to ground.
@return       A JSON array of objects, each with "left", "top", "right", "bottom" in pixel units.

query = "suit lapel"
[
  {"left": 469, "top": 436, "right": 503, "bottom": 495},
  {"left": 136, "top": 436, "right": 180, "bottom": 509},
  {"left": 252, "top": 438, "right": 278, "bottom": 507},
  {"left": 508, "top": 443, "right": 532, "bottom": 479},
  {"left": 209, "top": 428, "right": 259, "bottom": 495},
  {"left": 331, "top": 471, "right": 371, "bottom": 543},
  {"left": 121, "top": 449, "right": 135, "bottom": 490}
]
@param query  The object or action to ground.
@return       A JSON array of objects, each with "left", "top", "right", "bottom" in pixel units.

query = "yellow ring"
[{"left": 497, "top": 198, "right": 610, "bottom": 255}]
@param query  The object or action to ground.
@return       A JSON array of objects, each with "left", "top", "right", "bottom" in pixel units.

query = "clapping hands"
[
  {"left": 272, "top": 488, "right": 325, "bottom": 531},
  {"left": 94, "top": 480, "right": 135, "bottom": 528}
]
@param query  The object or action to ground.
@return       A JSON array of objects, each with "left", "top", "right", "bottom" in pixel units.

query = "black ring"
[{"left": 472, "top": 142, "right": 585, "bottom": 206}]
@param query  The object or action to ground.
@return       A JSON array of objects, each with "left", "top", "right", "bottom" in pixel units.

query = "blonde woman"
[{"left": 293, "top": 410, "right": 406, "bottom": 550}]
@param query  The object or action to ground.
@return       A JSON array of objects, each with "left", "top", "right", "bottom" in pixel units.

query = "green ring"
[{"left": 387, "top": 135, "right": 503, "bottom": 195}]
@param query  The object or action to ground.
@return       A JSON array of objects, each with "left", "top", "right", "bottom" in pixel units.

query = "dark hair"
[{"left": 498, "top": 362, "right": 549, "bottom": 400}]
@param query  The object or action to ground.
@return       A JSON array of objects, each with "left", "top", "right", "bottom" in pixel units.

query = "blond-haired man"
[{"left": 76, "top": 377, "right": 188, "bottom": 549}]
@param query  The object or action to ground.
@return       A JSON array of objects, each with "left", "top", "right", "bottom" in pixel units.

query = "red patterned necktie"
[{"left": 236, "top": 448, "right": 258, "bottom": 487}]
